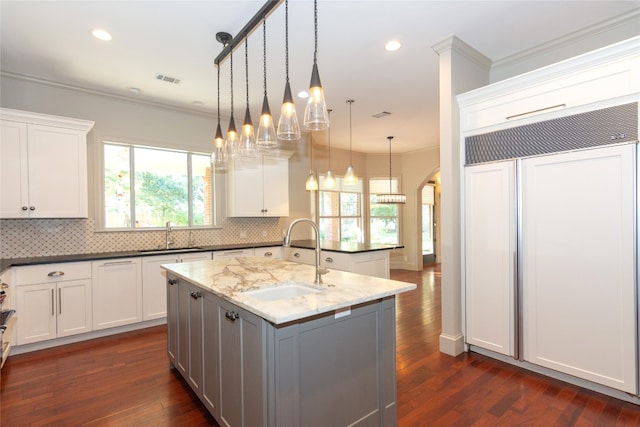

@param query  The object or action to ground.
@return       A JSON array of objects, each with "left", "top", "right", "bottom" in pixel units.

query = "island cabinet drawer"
[
  {"left": 212, "top": 248, "right": 254, "bottom": 259},
  {"left": 321, "top": 252, "right": 350, "bottom": 272},
  {"left": 15, "top": 262, "right": 91, "bottom": 285},
  {"left": 255, "top": 246, "right": 282, "bottom": 259},
  {"left": 283, "top": 247, "right": 315, "bottom": 265}
]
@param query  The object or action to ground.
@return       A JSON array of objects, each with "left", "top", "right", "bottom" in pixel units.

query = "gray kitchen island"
[{"left": 162, "top": 256, "right": 415, "bottom": 427}]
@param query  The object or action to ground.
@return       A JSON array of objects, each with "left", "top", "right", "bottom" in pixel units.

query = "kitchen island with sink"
[{"left": 162, "top": 256, "right": 415, "bottom": 427}]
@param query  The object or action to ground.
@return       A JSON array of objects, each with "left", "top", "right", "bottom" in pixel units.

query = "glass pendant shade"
[
  {"left": 226, "top": 116, "right": 239, "bottom": 158},
  {"left": 277, "top": 81, "right": 301, "bottom": 140},
  {"left": 257, "top": 95, "right": 277, "bottom": 147},
  {"left": 344, "top": 165, "right": 358, "bottom": 185},
  {"left": 305, "top": 170, "right": 319, "bottom": 191},
  {"left": 303, "top": 63, "right": 329, "bottom": 131},
  {"left": 239, "top": 108, "right": 257, "bottom": 157},
  {"left": 212, "top": 123, "right": 227, "bottom": 166},
  {"left": 324, "top": 169, "right": 336, "bottom": 188}
]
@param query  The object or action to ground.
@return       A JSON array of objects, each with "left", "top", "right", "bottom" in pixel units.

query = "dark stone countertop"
[{"left": 0, "top": 240, "right": 401, "bottom": 274}]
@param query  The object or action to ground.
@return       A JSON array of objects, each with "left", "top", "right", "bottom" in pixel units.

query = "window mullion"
[{"left": 129, "top": 145, "right": 136, "bottom": 229}]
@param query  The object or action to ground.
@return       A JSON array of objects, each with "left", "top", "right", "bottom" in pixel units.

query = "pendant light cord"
[
  {"left": 285, "top": 0, "right": 290, "bottom": 83},
  {"left": 313, "top": 0, "right": 318, "bottom": 64},
  {"left": 347, "top": 100, "right": 354, "bottom": 165},
  {"left": 327, "top": 109, "right": 332, "bottom": 169},
  {"left": 245, "top": 39, "right": 249, "bottom": 108},
  {"left": 263, "top": 17, "right": 268, "bottom": 97},
  {"left": 230, "top": 51, "right": 234, "bottom": 117},
  {"left": 217, "top": 65, "right": 221, "bottom": 123},
  {"left": 388, "top": 136, "right": 393, "bottom": 194}
]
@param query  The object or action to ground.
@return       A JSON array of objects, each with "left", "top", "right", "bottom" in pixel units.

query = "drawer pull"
[
  {"left": 225, "top": 311, "right": 239, "bottom": 322},
  {"left": 220, "top": 250, "right": 245, "bottom": 256},
  {"left": 47, "top": 271, "right": 65, "bottom": 277},
  {"left": 168, "top": 279, "right": 178, "bottom": 286},
  {"left": 294, "top": 252, "right": 301, "bottom": 258},
  {"left": 190, "top": 291, "right": 202, "bottom": 299},
  {"left": 325, "top": 257, "right": 334, "bottom": 263},
  {"left": 103, "top": 260, "right": 133, "bottom": 266},
  {"left": 263, "top": 251, "right": 272, "bottom": 257}
]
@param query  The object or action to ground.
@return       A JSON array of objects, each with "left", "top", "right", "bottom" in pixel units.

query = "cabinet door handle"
[
  {"left": 58, "top": 288, "right": 62, "bottom": 314},
  {"left": 225, "top": 311, "right": 239, "bottom": 322},
  {"left": 29, "top": 206, "right": 35, "bottom": 211},
  {"left": 263, "top": 251, "right": 272, "bottom": 257},
  {"left": 325, "top": 257, "right": 334, "bottom": 263},
  {"left": 48, "top": 271, "right": 65, "bottom": 277},
  {"left": 21, "top": 206, "right": 28, "bottom": 211},
  {"left": 51, "top": 289, "right": 55, "bottom": 316},
  {"left": 190, "top": 291, "right": 202, "bottom": 299},
  {"left": 168, "top": 279, "right": 178, "bottom": 286}
]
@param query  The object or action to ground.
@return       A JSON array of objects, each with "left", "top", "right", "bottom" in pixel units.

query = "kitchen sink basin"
[
  {"left": 138, "top": 247, "right": 203, "bottom": 254},
  {"left": 242, "top": 281, "right": 323, "bottom": 302}
]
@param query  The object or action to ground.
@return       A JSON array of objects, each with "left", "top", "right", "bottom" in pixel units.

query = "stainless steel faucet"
[
  {"left": 283, "top": 218, "right": 329, "bottom": 284},
  {"left": 165, "top": 221, "right": 173, "bottom": 249}
]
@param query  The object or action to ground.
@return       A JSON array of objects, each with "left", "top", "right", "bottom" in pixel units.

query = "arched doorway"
[{"left": 418, "top": 172, "right": 440, "bottom": 267}]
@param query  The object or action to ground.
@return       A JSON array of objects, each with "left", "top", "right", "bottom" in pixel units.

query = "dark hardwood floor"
[{"left": 3, "top": 264, "right": 640, "bottom": 426}]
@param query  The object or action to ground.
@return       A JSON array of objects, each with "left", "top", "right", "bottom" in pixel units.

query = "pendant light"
[
  {"left": 344, "top": 99, "right": 358, "bottom": 185},
  {"left": 277, "top": 0, "right": 301, "bottom": 141},
  {"left": 257, "top": 16, "right": 277, "bottom": 147},
  {"left": 213, "top": 32, "right": 231, "bottom": 167},
  {"left": 226, "top": 47, "right": 239, "bottom": 158},
  {"left": 212, "top": 64, "right": 227, "bottom": 168},
  {"left": 239, "top": 38, "right": 257, "bottom": 157},
  {"left": 375, "top": 136, "right": 406, "bottom": 204},
  {"left": 303, "top": 0, "right": 329, "bottom": 131},
  {"left": 305, "top": 137, "right": 318, "bottom": 191},
  {"left": 323, "top": 109, "right": 335, "bottom": 188}
]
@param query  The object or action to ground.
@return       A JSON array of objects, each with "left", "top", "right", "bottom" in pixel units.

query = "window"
[
  {"left": 103, "top": 142, "right": 215, "bottom": 229},
  {"left": 318, "top": 176, "right": 363, "bottom": 243},
  {"left": 369, "top": 177, "right": 401, "bottom": 244}
]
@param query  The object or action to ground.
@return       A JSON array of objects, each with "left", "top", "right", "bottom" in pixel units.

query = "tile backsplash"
[{"left": 0, "top": 217, "right": 284, "bottom": 259}]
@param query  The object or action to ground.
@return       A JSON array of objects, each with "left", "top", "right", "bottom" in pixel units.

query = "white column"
[{"left": 431, "top": 36, "right": 490, "bottom": 356}]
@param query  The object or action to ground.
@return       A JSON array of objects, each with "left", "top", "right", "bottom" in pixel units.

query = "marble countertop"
[{"left": 162, "top": 257, "right": 416, "bottom": 325}]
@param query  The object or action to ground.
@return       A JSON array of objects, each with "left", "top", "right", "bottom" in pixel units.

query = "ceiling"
[{"left": 1, "top": 1, "right": 638, "bottom": 154}]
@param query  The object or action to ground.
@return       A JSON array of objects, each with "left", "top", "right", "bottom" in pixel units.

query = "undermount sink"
[
  {"left": 138, "top": 247, "right": 203, "bottom": 254},
  {"left": 242, "top": 281, "right": 323, "bottom": 302}
]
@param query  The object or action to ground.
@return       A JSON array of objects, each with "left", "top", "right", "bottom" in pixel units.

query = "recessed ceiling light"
[
  {"left": 298, "top": 91, "right": 309, "bottom": 99},
  {"left": 385, "top": 40, "right": 401, "bottom": 52},
  {"left": 91, "top": 28, "right": 112, "bottom": 41}
]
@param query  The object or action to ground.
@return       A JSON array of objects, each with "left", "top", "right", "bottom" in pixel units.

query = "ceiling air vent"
[
  {"left": 372, "top": 111, "right": 391, "bottom": 118},
  {"left": 155, "top": 73, "right": 181, "bottom": 84}
]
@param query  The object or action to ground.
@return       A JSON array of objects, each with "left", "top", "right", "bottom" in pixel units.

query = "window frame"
[
  {"left": 318, "top": 175, "right": 364, "bottom": 243},
  {"left": 98, "top": 140, "right": 220, "bottom": 231},
  {"left": 368, "top": 175, "right": 403, "bottom": 245}
]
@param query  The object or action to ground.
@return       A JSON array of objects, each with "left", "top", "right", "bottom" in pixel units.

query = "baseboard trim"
[{"left": 439, "top": 332, "right": 465, "bottom": 356}]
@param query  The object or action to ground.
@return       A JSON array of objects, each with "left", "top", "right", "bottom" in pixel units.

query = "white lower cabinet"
[
  {"left": 142, "top": 252, "right": 211, "bottom": 321},
  {"left": 15, "top": 262, "right": 92, "bottom": 345},
  {"left": 91, "top": 258, "right": 142, "bottom": 330}
]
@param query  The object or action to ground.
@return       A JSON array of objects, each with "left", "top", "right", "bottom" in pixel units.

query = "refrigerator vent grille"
[{"left": 465, "top": 102, "right": 638, "bottom": 165}]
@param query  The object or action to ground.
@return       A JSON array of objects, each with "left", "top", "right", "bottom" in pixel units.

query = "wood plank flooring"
[{"left": 3, "top": 264, "right": 640, "bottom": 426}]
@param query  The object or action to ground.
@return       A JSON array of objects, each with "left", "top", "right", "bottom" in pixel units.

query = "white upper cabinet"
[
  {"left": 458, "top": 37, "right": 639, "bottom": 135},
  {"left": 0, "top": 108, "right": 94, "bottom": 219},
  {"left": 226, "top": 152, "right": 291, "bottom": 217}
]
